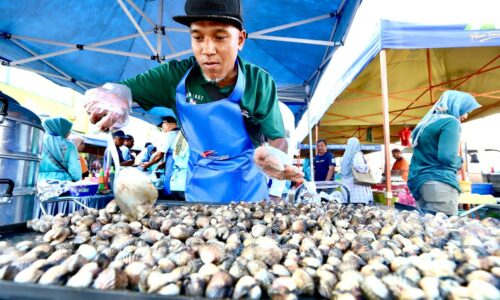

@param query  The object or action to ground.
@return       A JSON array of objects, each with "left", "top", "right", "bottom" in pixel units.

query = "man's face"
[
  {"left": 317, "top": 142, "right": 327, "bottom": 155},
  {"left": 114, "top": 137, "right": 124, "bottom": 147},
  {"left": 161, "top": 122, "right": 172, "bottom": 133},
  {"left": 190, "top": 21, "right": 246, "bottom": 85},
  {"left": 392, "top": 151, "right": 401, "bottom": 160},
  {"left": 124, "top": 139, "right": 134, "bottom": 149}
]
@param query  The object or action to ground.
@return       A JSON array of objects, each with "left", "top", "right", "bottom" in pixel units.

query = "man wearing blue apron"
[{"left": 85, "top": 0, "right": 303, "bottom": 203}]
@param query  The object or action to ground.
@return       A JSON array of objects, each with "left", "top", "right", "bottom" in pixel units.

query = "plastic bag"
[
  {"left": 84, "top": 83, "right": 132, "bottom": 130},
  {"left": 254, "top": 143, "right": 303, "bottom": 181},
  {"left": 294, "top": 181, "right": 321, "bottom": 205},
  {"left": 36, "top": 180, "right": 72, "bottom": 202}
]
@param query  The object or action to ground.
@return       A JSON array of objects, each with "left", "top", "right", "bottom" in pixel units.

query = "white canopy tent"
[{"left": 294, "top": 0, "right": 500, "bottom": 143}]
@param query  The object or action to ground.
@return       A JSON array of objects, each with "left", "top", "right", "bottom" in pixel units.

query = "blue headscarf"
[
  {"left": 412, "top": 91, "right": 480, "bottom": 147},
  {"left": 341, "top": 137, "right": 361, "bottom": 177},
  {"left": 42, "top": 117, "right": 73, "bottom": 165}
]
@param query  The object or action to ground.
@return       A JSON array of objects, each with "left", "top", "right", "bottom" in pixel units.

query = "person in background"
[
  {"left": 121, "top": 134, "right": 136, "bottom": 161},
  {"left": 169, "top": 132, "right": 190, "bottom": 200},
  {"left": 340, "top": 137, "right": 373, "bottom": 204},
  {"left": 39, "top": 117, "right": 82, "bottom": 182},
  {"left": 104, "top": 130, "right": 134, "bottom": 168},
  {"left": 69, "top": 135, "right": 89, "bottom": 178},
  {"left": 91, "top": 159, "right": 102, "bottom": 175},
  {"left": 314, "top": 139, "right": 336, "bottom": 182},
  {"left": 408, "top": 91, "right": 480, "bottom": 215},
  {"left": 391, "top": 148, "right": 409, "bottom": 181},
  {"left": 141, "top": 116, "right": 180, "bottom": 196},
  {"left": 302, "top": 150, "right": 311, "bottom": 182},
  {"left": 140, "top": 116, "right": 179, "bottom": 171},
  {"left": 135, "top": 142, "right": 157, "bottom": 169}
]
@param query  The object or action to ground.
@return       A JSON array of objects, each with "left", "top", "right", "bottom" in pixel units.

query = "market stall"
[
  {"left": 294, "top": 0, "right": 500, "bottom": 201},
  {"left": 0, "top": 0, "right": 499, "bottom": 299}
]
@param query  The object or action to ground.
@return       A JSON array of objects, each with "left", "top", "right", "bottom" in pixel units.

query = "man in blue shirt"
[
  {"left": 104, "top": 130, "right": 134, "bottom": 168},
  {"left": 121, "top": 134, "right": 135, "bottom": 161},
  {"left": 314, "top": 139, "right": 336, "bottom": 182}
]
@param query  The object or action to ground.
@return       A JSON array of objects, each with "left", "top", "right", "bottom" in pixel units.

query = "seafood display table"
[
  {"left": 35, "top": 194, "right": 115, "bottom": 217},
  {"left": 0, "top": 223, "right": 189, "bottom": 300},
  {"left": 0, "top": 280, "right": 188, "bottom": 300},
  {"left": 1, "top": 201, "right": 498, "bottom": 299},
  {"left": 0, "top": 272, "right": 337, "bottom": 300}
]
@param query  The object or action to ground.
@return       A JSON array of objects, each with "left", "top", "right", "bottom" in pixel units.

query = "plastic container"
[
  {"left": 373, "top": 192, "right": 387, "bottom": 205},
  {"left": 471, "top": 183, "right": 494, "bottom": 195},
  {"left": 69, "top": 182, "right": 99, "bottom": 197}
]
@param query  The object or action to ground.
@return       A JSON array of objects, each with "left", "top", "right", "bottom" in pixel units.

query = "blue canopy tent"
[
  {"left": 0, "top": 0, "right": 361, "bottom": 125},
  {"left": 293, "top": 0, "right": 500, "bottom": 195}
]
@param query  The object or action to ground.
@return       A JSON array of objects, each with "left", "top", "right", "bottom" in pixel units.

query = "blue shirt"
[{"left": 314, "top": 152, "right": 336, "bottom": 181}]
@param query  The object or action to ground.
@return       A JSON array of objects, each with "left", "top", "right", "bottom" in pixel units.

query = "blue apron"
[{"left": 175, "top": 64, "right": 268, "bottom": 203}]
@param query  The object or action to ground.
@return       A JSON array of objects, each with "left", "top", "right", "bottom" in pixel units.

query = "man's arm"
[
  {"left": 326, "top": 166, "right": 335, "bottom": 181},
  {"left": 268, "top": 138, "right": 287, "bottom": 153},
  {"left": 120, "top": 159, "right": 135, "bottom": 167},
  {"left": 141, "top": 151, "right": 164, "bottom": 169},
  {"left": 325, "top": 152, "right": 336, "bottom": 181}
]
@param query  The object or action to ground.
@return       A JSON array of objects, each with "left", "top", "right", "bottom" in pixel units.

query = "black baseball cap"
[
  {"left": 124, "top": 134, "right": 134, "bottom": 140},
  {"left": 173, "top": 0, "right": 243, "bottom": 30},
  {"left": 112, "top": 130, "right": 126, "bottom": 138},
  {"left": 157, "top": 116, "right": 177, "bottom": 127}
]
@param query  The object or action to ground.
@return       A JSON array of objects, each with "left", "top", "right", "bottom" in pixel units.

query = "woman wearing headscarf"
[
  {"left": 39, "top": 117, "right": 82, "bottom": 182},
  {"left": 408, "top": 91, "right": 480, "bottom": 215},
  {"left": 341, "top": 137, "right": 373, "bottom": 204},
  {"left": 69, "top": 135, "right": 89, "bottom": 178}
]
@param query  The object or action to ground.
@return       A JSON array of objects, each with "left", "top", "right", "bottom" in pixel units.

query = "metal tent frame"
[{"left": 0, "top": 0, "right": 354, "bottom": 106}]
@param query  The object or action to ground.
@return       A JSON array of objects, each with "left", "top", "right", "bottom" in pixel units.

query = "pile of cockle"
[{"left": 0, "top": 201, "right": 499, "bottom": 299}]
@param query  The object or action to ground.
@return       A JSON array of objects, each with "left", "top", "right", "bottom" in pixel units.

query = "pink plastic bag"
[{"left": 397, "top": 189, "right": 416, "bottom": 206}]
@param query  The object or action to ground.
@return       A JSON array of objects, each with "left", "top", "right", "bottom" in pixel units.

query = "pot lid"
[{"left": 0, "top": 90, "right": 43, "bottom": 129}]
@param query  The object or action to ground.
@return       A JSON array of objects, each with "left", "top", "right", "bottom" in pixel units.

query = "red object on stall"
[{"left": 399, "top": 127, "right": 412, "bottom": 146}]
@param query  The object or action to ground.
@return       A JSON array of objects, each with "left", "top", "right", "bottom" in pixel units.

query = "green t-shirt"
[{"left": 122, "top": 56, "right": 285, "bottom": 147}]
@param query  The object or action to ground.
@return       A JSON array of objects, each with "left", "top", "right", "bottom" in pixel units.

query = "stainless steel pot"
[{"left": 0, "top": 91, "right": 44, "bottom": 225}]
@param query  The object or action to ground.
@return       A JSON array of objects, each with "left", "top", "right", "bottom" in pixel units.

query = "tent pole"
[
  {"left": 315, "top": 124, "right": 319, "bottom": 144},
  {"left": 247, "top": 34, "right": 338, "bottom": 47},
  {"left": 379, "top": 50, "right": 393, "bottom": 205},
  {"left": 156, "top": 0, "right": 164, "bottom": 56},
  {"left": 164, "top": 34, "right": 176, "bottom": 55},
  {"left": 278, "top": 96, "right": 307, "bottom": 102},
  {"left": 7, "top": 65, "right": 96, "bottom": 87},
  {"left": 10, "top": 40, "right": 68, "bottom": 79},
  {"left": 116, "top": 0, "right": 157, "bottom": 55},
  {"left": 125, "top": 0, "right": 156, "bottom": 27},
  {"left": 307, "top": 99, "right": 315, "bottom": 182},
  {"left": 426, "top": 49, "right": 434, "bottom": 103},
  {"left": 83, "top": 46, "right": 152, "bottom": 59},
  {"left": 8, "top": 32, "right": 154, "bottom": 66},
  {"left": 10, "top": 48, "right": 77, "bottom": 66},
  {"left": 164, "top": 49, "right": 193, "bottom": 60},
  {"left": 251, "top": 14, "right": 333, "bottom": 35}
]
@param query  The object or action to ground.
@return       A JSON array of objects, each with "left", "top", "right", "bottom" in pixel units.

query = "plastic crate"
[
  {"left": 69, "top": 182, "right": 99, "bottom": 197},
  {"left": 471, "top": 183, "right": 494, "bottom": 195}
]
